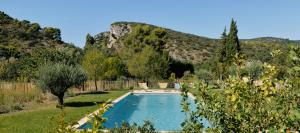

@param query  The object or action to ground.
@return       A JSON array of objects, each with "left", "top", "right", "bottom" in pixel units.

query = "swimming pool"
[{"left": 78, "top": 93, "right": 209, "bottom": 131}]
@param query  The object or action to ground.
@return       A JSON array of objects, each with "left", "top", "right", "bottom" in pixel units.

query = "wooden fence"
[
  {"left": 0, "top": 80, "right": 139, "bottom": 93},
  {"left": 0, "top": 82, "right": 37, "bottom": 93},
  {"left": 71, "top": 80, "right": 139, "bottom": 92},
  {"left": 0, "top": 80, "right": 139, "bottom": 105},
  {"left": 0, "top": 82, "right": 41, "bottom": 105}
]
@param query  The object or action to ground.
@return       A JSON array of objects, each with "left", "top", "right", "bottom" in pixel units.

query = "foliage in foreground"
[
  {"left": 110, "top": 121, "right": 156, "bottom": 133},
  {"left": 180, "top": 83, "right": 203, "bottom": 133},
  {"left": 36, "top": 63, "right": 87, "bottom": 107},
  {"left": 181, "top": 47, "right": 300, "bottom": 132}
]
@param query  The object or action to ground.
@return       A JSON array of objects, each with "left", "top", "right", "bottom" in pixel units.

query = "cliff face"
[
  {"left": 108, "top": 23, "right": 132, "bottom": 48},
  {"left": 105, "top": 22, "right": 217, "bottom": 64}
]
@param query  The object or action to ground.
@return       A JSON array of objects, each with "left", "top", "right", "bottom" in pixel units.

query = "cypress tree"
[
  {"left": 219, "top": 27, "right": 227, "bottom": 63},
  {"left": 218, "top": 19, "right": 242, "bottom": 79},
  {"left": 227, "top": 19, "right": 244, "bottom": 79},
  {"left": 84, "top": 33, "right": 95, "bottom": 50},
  {"left": 219, "top": 27, "right": 227, "bottom": 79},
  {"left": 226, "top": 19, "right": 241, "bottom": 64}
]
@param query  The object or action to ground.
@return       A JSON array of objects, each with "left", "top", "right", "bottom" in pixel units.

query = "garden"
[{"left": 0, "top": 10, "right": 299, "bottom": 132}]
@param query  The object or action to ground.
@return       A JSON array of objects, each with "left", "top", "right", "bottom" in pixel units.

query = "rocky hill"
[{"left": 88, "top": 22, "right": 299, "bottom": 64}]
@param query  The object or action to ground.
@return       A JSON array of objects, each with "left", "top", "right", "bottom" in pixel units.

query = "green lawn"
[{"left": 0, "top": 90, "right": 128, "bottom": 133}]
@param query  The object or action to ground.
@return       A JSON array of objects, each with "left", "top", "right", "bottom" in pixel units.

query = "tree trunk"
[
  {"left": 94, "top": 79, "right": 98, "bottom": 91},
  {"left": 237, "top": 65, "right": 241, "bottom": 80},
  {"left": 286, "top": 128, "right": 290, "bottom": 133},
  {"left": 82, "top": 84, "right": 85, "bottom": 92},
  {"left": 57, "top": 94, "right": 64, "bottom": 109}
]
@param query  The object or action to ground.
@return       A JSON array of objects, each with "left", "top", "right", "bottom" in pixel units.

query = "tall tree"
[
  {"left": 226, "top": 19, "right": 241, "bottom": 64},
  {"left": 218, "top": 27, "right": 227, "bottom": 79},
  {"left": 219, "top": 27, "right": 227, "bottom": 63},
  {"left": 82, "top": 49, "right": 106, "bottom": 90},
  {"left": 103, "top": 56, "right": 125, "bottom": 80},
  {"left": 127, "top": 45, "right": 168, "bottom": 81},
  {"left": 217, "top": 19, "right": 242, "bottom": 79},
  {"left": 85, "top": 33, "right": 95, "bottom": 50}
]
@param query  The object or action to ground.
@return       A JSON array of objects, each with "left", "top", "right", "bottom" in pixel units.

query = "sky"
[{"left": 0, "top": 0, "right": 299, "bottom": 48}]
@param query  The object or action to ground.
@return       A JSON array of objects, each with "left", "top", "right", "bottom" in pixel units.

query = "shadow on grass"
[
  {"left": 64, "top": 101, "right": 104, "bottom": 107},
  {"left": 77, "top": 91, "right": 109, "bottom": 95}
]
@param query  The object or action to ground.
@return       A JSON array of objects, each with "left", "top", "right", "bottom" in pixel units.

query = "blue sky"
[{"left": 1, "top": 0, "right": 299, "bottom": 48}]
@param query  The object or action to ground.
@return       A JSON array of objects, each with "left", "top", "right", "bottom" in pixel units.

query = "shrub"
[
  {"left": 196, "top": 69, "right": 213, "bottom": 82},
  {"left": 111, "top": 121, "right": 156, "bottom": 133},
  {"left": 0, "top": 105, "right": 10, "bottom": 114},
  {"left": 168, "top": 73, "right": 176, "bottom": 82},
  {"left": 36, "top": 63, "right": 87, "bottom": 108},
  {"left": 240, "top": 60, "right": 263, "bottom": 80},
  {"left": 182, "top": 61, "right": 300, "bottom": 132},
  {"left": 181, "top": 71, "right": 197, "bottom": 82},
  {"left": 11, "top": 104, "right": 24, "bottom": 111}
]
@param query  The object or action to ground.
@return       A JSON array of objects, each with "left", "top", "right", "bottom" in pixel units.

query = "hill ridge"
[{"left": 90, "top": 21, "right": 299, "bottom": 64}]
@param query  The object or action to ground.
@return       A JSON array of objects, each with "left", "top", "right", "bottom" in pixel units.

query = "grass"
[{"left": 0, "top": 90, "right": 128, "bottom": 133}]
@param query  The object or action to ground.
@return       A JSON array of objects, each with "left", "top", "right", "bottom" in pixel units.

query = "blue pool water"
[{"left": 78, "top": 93, "right": 209, "bottom": 131}]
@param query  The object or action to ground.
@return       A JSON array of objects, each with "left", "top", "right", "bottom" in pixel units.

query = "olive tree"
[{"left": 36, "top": 63, "right": 87, "bottom": 108}]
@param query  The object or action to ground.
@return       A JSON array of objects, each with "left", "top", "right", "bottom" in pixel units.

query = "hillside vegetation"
[
  {"left": 0, "top": 11, "right": 63, "bottom": 56},
  {"left": 0, "top": 11, "right": 83, "bottom": 81},
  {"left": 1, "top": 11, "right": 299, "bottom": 81},
  {"left": 85, "top": 22, "right": 299, "bottom": 79},
  {"left": 88, "top": 22, "right": 299, "bottom": 64}
]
